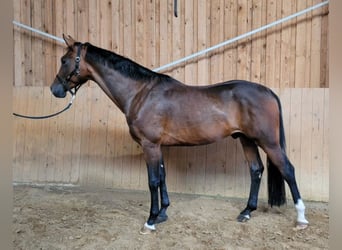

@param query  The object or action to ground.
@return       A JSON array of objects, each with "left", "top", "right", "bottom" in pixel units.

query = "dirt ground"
[{"left": 13, "top": 185, "right": 328, "bottom": 250}]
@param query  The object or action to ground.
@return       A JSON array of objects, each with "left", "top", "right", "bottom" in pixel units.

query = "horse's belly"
[{"left": 161, "top": 121, "right": 232, "bottom": 146}]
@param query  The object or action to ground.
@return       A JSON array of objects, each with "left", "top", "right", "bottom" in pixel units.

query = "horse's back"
[{"left": 202, "top": 80, "right": 274, "bottom": 99}]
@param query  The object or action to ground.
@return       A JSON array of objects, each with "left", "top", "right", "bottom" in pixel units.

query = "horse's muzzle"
[{"left": 50, "top": 82, "right": 67, "bottom": 98}]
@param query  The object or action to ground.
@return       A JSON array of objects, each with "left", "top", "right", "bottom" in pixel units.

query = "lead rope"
[{"left": 13, "top": 93, "right": 75, "bottom": 119}]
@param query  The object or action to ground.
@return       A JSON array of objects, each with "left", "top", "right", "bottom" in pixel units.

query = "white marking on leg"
[
  {"left": 295, "top": 199, "right": 309, "bottom": 224},
  {"left": 161, "top": 164, "right": 164, "bottom": 168},
  {"left": 140, "top": 222, "right": 156, "bottom": 235},
  {"left": 144, "top": 222, "right": 156, "bottom": 231}
]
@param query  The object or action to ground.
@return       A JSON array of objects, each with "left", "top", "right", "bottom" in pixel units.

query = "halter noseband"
[{"left": 56, "top": 43, "right": 83, "bottom": 96}]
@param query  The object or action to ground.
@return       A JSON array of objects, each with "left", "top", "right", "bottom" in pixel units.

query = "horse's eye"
[{"left": 61, "top": 58, "right": 66, "bottom": 65}]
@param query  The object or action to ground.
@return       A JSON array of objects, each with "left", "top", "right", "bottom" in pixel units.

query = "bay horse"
[{"left": 51, "top": 35, "right": 309, "bottom": 234}]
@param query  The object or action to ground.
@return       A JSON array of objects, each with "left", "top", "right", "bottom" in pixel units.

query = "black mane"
[{"left": 85, "top": 43, "right": 171, "bottom": 82}]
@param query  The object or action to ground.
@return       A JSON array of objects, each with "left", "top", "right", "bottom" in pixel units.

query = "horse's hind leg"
[
  {"left": 263, "top": 145, "right": 309, "bottom": 227},
  {"left": 237, "top": 136, "right": 264, "bottom": 222}
]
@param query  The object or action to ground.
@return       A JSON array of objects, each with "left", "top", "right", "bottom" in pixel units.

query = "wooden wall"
[
  {"left": 13, "top": 0, "right": 329, "bottom": 88},
  {"left": 13, "top": 0, "right": 329, "bottom": 201}
]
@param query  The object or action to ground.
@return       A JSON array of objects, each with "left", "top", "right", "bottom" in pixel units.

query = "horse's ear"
[{"left": 63, "top": 34, "right": 76, "bottom": 48}]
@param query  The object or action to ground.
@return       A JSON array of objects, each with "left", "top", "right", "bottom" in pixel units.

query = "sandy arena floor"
[{"left": 13, "top": 185, "right": 328, "bottom": 249}]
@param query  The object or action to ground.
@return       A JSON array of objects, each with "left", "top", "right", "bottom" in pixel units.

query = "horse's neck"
[{"left": 88, "top": 62, "right": 142, "bottom": 114}]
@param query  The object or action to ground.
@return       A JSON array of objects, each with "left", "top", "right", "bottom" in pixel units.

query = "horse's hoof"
[
  {"left": 155, "top": 214, "right": 168, "bottom": 224},
  {"left": 237, "top": 213, "right": 250, "bottom": 222},
  {"left": 139, "top": 223, "right": 156, "bottom": 235},
  {"left": 293, "top": 222, "right": 309, "bottom": 231}
]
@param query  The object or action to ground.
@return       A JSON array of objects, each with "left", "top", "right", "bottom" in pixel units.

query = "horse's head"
[{"left": 50, "top": 34, "right": 89, "bottom": 98}]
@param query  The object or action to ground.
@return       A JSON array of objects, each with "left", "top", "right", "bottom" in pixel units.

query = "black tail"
[{"left": 267, "top": 92, "right": 286, "bottom": 207}]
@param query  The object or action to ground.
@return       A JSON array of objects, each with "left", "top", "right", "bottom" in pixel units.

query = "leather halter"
[{"left": 56, "top": 43, "right": 83, "bottom": 96}]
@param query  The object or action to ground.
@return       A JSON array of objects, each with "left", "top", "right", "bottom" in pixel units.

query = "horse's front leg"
[
  {"left": 155, "top": 158, "right": 170, "bottom": 224},
  {"left": 140, "top": 143, "right": 170, "bottom": 234},
  {"left": 237, "top": 136, "right": 264, "bottom": 222}
]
